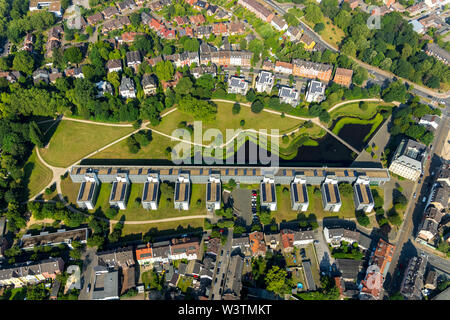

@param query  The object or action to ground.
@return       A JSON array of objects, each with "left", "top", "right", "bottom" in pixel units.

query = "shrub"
[
  {"left": 251, "top": 100, "right": 264, "bottom": 113},
  {"left": 232, "top": 102, "right": 241, "bottom": 115}
]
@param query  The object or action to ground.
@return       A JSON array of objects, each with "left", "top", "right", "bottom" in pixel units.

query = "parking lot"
[{"left": 230, "top": 188, "right": 254, "bottom": 226}]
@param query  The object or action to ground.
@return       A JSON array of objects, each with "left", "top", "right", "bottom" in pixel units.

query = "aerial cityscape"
[{"left": 0, "top": 0, "right": 449, "bottom": 305}]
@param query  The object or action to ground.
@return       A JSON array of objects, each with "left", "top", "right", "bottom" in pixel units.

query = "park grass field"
[
  {"left": 149, "top": 101, "right": 304, "bottom": 136},
  {"left": 301, "top": 16, "right": 345, "bottom": 49},
  {"left": 24, "top": 149, "right": 53, "bottom": 197},
  {"left": 329, "top": 102, "right": 393, "bottom": 120},
  {"left": 89, "top": 132, "right": 182, "bottom": 161},
  {"left": 60, "top": 178, "right": 81, "bottom": 206},
  {"left": 118, "top": 218, "right": 205, "bottom": 236},
  {"left": 90, "top": 182, "right": 208, "bottom": 221},
  {"left": 39, "top": 120, "right": 134, "bottom": 167}
]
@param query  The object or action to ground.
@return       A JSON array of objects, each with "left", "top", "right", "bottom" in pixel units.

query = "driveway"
[
  {"left": 314, "top": 227, "right": 335, "bottom": 274},
  {"left": 78, "top": 247, "right": 96, "bottom": 300},
  {"left": 230, "top": 188, "right": 253, "bottom": 226}
]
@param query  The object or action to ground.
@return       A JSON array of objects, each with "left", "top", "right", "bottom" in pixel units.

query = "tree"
[
  {"left": 232, "top": 102, "right": 241, "bottom": 115},
  {"left": 265, "top": 266, "right": 288, "bottom": 295},
  {"left": 359, "top": 101, "right": 369, "bottom": 111},
  {"left": 178, "top": 95, "right": 217, "bottom": 121},
  {"left": 126, "top": 135, "right": 140, "bottom": 153},
  {"left": 305, "top": 5, "right": 323, "bottom": 24},
  {"left": 174, "top": 77, "right": 193, "bottom": 95},
  {"left": 353, "top": 66, "right": 368, "bottom": 85},
  {"left": 12, "top": 51, "right": 34, "bottom": 74},
  {"left": 134, "top": 130, "right": 152, "bottom": 147},
  {"left": 29, "top": 121, "right": 44, "bottom": 148},
  {"left": 314, "top": 22, "right": 325, "bottom": 34},
  {"left": 64, "top": 47, "right": 83, "bottom": 65},
  {"left": 245, "top": 88, "right": 256, "bottom": 102},
  {"left": 105, "top": 207, "right": 119, "bottom": 219},
  {"left": 334, "top": 10, "right": 351, "bottom": 30},
  {"left": 251, "top": 100, "right": 264, "bottom": 113},
  {"left": 26, "top": 284, "right": 48, "bottom": 300}
]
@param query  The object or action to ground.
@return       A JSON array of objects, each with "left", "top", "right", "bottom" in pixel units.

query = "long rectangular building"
[
  {"left": 290, "top": 176, "right": 309, "bottom": 211},
  {"left": 0, "top": 258, "right": 64, "bottom": 287},
  {"left": 260, "top": 176, "right": 277, "bottom": 211},
  {"left": 20, "top": 228, "right": 89, "bottom": 250},
  {"left": 70, "top": 166, "right": 390, "bottom": 186},
  {"left": 142, "top": 174, "right": 159, "bottom": 210},
  {"left": 321, "top": 177, "right": 341, "bottom": 212},
  {"left": 353, "top": 177, "right": 374, "bottom": 213},
  {"left": 109, "top": 174, "right": 130, "bottom": 210},
  {"left": 77, "top": 173, "right": 100, "bottom": 210}
]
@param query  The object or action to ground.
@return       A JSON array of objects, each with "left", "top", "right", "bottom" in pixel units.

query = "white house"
[
  {"left": 305, "top": 80, "right": 326, "bottom": 103},
  {"left": 142, "top": 174, "right": 160, "bottom": 210},
  {"left": 206, "top": 175, "right": 221, "bottom": 211},
  {"left": 290, "top": 176, "right": 309, "bottom": 211},
  {"left": 260, "top": 176, "right": 277, "bottom": 211},
  {"left": 353, "top": 177, "right": 375, "bottom": 213},
  {"left": 255, "top": 70, "right": 274, "bottom": 93},
  {"left": 174, "top": 174, "right": 190, "bottom": 210}
]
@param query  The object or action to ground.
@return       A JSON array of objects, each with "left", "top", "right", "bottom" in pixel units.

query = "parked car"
[
  {"left": 413, "top": 193, "right": 417, "bottom": 199},
  {"left": 422, "top": 197, "right": 427, "bottom": 203},
  {"left": 86, "top": 283, "right": 91, "bottom": 293}
]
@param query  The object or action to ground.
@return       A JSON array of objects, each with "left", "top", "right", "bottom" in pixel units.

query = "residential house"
[
  {"left": 419, "top": 114, "right": 441, "bottom": 131},
  {"left": 149, "top": 18, "right": 165, "bottom": 32},
  {"left": 262, "top": 60, "right": 274, "bottom": 71},
  {"left": 106, "top": 59, "right": 122, "bottom": 73},
  {"left": 416, "top": 206, "right": 444, "bottom": 243},
  {"left": 65, "top": 67, "right": 84, "bottom": 79},
  {"left": 206, "top": 5, "right": 218, "bottom": 16},
  {"left": 0, "top": 71, "right": 21, "bottom": 83},
  {"left": 237, "top": 0, "right": 274, "bottom": 23},
  {"left": 229, "top": 21, "right": 245, "bottom": 35},
  {"left": 0, "top": 258, "right": 64, "bottom": 287},
  {"left": 389, "top": 139, "right": 428, "bottom": 181},
  {"left": 206, "top": 175, "right": 221, "bottom": 211},
  {"left": 222, "top": 254, "right": 244, "bottom": 299},
  {"left": 119, "top": 77, "right": 137, "bottom": 99},
  {"left": 206, "top": 237, "right": 221, "bottom": 256},
  {"left": 174, "top": 174, "right": 191, "bottom": 210},
  {"left": 406, "top": 2, "right": 427, "bottom": 16},
  {"left": 264, "top": 233, "right": 280, "bottom": 250},
  {"left": 76, "top": 173, "right": 100, "bottom": 210},
  {"left": 141, "top": 12, "right": 152, "bottom": 25},
  {"left": 95, "top": 81, "right": 114, "bottom": 97},
  {"left": 191, "top": 65, "right": 217, "bottom": 79},
  {"left": 249, "top": 231, "right": 266, "bottom": 257},
  {"left": 323, "top": 227, "right": 372, "bottom": 250},
  {"left": 353, "top": 177, "right": 375, "bottom": 213},
  {"left": 305, "top": 80, "right": 326, "bottom": 103},
  {"left": 189, "top": 14, "right": 206, "bottom": 25},
  {"left": 21, "top": 33, "right": 34, "bottom": 52},
  {"left": 260, "top": 176, "right": 277, "bottom": 211},
  {"left": 425, "top": 43, "right": 450, "bottom": 66},
  {"left": 109, "top": 174, "right": 131, "bottom": 210},
  {"left": 92, "top": 268, "right": 119, "bottom": 300},
  {"left": 49, "top": 70, "right": 62, "bottom": 83},
  {"left": 29, "top": 0, "right": 62, "bottom": 17},
  {"left": 274, "top": 61, "right": 293, "bottom": 75},
  {"left": 255, "top": 70, "right": 274, "bottom": 93},
  {"left": 290, "top": 176, "right": 309, "bottom": 211},
  {"left": 215, "top": 10, "right": 231, "bottom": 20},
  {"left": 271, "top": 15, "right": 287, "bottom": 31},
  {"left": 102, "top": 6, "right": 120, "bottom": 19},
  {"left": 424, "top": 269, "right": 437, "bottom": 290},
  {"left": 170, "top": 237, "right": 200, "bottom": 261},
  {"left": 145, "top": 55, "right": 163, "bottom": 67},
  {"left": 20, "top": 228, "right": 89, "bottom": 250},
  {"left": 333, "top": 68, "right": 353, "bottom": 87},
  {"left": 118, "top": 32, "right": 144, "bottom": 44},
  {"left": 213, "top": 22, "right": 228, "bottom": 36},
  {"left": 227, "top": 76, "right": 249, "bottom": 95},
  {"left": 159, "top": 28, "right": 176, "bottom": 40},
  {"left": 232, "top": 236, "right": 251, "bottom": 255},
  {"left": 400, "top": 256, "right": 427, "bottom": 300},
  {"left": 195, "top": 25, "right": 213, "bottom": 38},
  {"left": 33, "top": 69, "right": 49, "bottom": 84},
  {"left": 142, "top": 174, "right": 160, "bottom": 210},
  {"left": 336, "top": 259, "right": 363, "bottom": 282},
  {"left": 174, "top": 16, "right": 189, "bottom": 26},
  {"left": 278, "top": 86, "right": 300, "bottom": 107},
  {"left": 410, "top": 19, "right": 425, "bottom": 34},
  {"left": 126, "top": 50, "right": 142, "bottom": 70},
  {"left": 300, "top": 33, "right": 316, "bottom": 51},
  {"left": 162, "top": 71, "right": 182, "bottom": 90},
  {"left": 87, "top": 12, "right": 104, "bottom": 25},
  {"left": 141, "top": 74, "right": 158, "bottom": 96},
  {"left": 286, "top": 26, "right": 301, "bottom": 41},
  {"left": 292, "top": 59, "right": 333, "bottom": 82}
]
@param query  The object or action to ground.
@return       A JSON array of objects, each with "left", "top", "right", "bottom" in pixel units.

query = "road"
[
  {"left": 382, "top": 113, "right": 450, "bottom": 297},
  {"left": 210, "top": 229, "right": 233, "bottom": 300},
  {"left": 78, "top": 247, "right": 96, "bottom": 300},
  {"left": 261, "top": 0, "right": 450, "bottom": 104}
]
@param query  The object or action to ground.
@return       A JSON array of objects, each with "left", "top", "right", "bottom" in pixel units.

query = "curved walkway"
[
  {"left": 327, "top": 98, "right": 385, "bottom": 113},
  {"left": 210, "top": 99, "right": 361, "bottom": 154}
]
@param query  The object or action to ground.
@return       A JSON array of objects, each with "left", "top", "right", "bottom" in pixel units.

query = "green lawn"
[
  {"left": 301, "top": 16, "right": 345, "bottom": 49},
  {"left": 39, "top": 120, "right": 134, "bottom": 167},
  {"left": 329, "top": 102, "right": 392, "bottom": 120},
  {"left": 23, "top": 148, "right": 53, "bottom": 197},
  {"left": 149, "top": 101, "right": 304, "bottom": 136},
  {"left": 60, "top": 178, "right": 82, "bottom": 206},
  {"left": 273, "top": 184, "right": 357, "bottom": 223},
  {"left": 177, "top": 276, "right": 193, "bottom": 293},
  {"left": 89, "top": 132, "right": 181, "bottom": 161},
  {"left": 90, "top": 182, "right": 208, "bottom": 221},
  {"left": 118, "top": 219, "right": 205, "bottom": 236}
]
